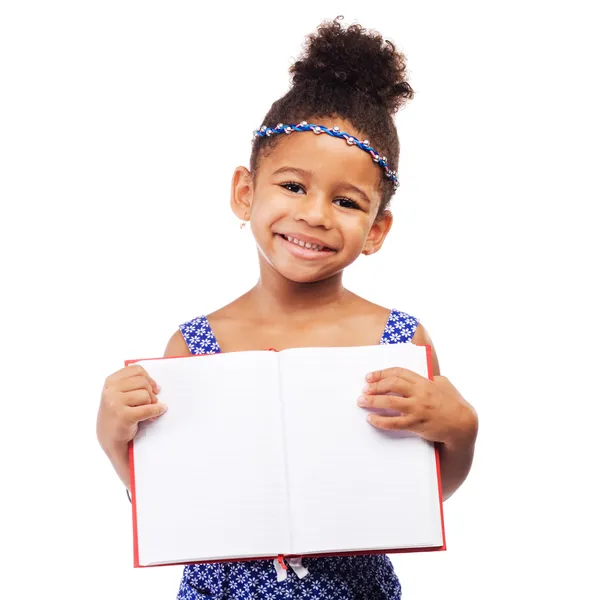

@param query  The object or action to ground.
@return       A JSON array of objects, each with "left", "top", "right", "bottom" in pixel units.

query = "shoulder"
[
  {"left": 173, "top": 313, "right": 224, "bottom": 356},
  {"left": 361, "top": 296, "right": 438, "bottom": 374},
  {"left": 389, "top": 308, "right": 419, "bottom": 329},
  {"left": 348, "top": 295, "right": 394, "bottom": 326},
  {"left": 164, "top": 314, "right": 213, "bottom": 357},
  {"left": 410, "top": 322, "right": 428, "bottom": 345},
  {"left": 163, "top": 329, "right": 192, "bottom": 358},
  {"left": 379, "top": 307, "right": 419, "bottom": 343},
  {"left": 411, "top": 322, "right": 441, "bottom": 376}
]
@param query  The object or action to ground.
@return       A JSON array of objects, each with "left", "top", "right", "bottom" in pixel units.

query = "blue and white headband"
[{"left": 252, "top": 121, "right": 399, "bottom": 190}]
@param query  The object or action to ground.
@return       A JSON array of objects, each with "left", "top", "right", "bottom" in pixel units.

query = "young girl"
[{"left": 97, "top": 17, "right": 478, "bottom": 600}]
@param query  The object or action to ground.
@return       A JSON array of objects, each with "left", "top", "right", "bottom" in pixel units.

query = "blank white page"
[
  {"left": 132, "top": 351, "right": 291, "bottom": 566},
  {"left": 279, "top": 344, "right": 443, "bottom": 555}
]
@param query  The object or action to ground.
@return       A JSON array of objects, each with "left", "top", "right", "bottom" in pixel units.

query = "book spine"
[{"left": 275, "top": 350, "right": 295, "bottom": 555}]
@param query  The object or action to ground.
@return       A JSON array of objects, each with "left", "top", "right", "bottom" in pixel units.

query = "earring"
[{"left": 240, "top": 214, "right": 249, "bottom": 230}]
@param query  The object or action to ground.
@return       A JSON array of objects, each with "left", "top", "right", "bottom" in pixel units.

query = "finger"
[
  {"left": 119, "top": 375, "right": 155, "bottom": 397},
  {"left": 127, "top": 402, "right": 168, "bottom": 424},
  {"left": 118, "top": 375, "right": 160, "bottom": 401},
  {"left": 123, "top": 389, "right": 157, "bottom": 407},
  {"left": 128, "top": 365, "right": 161, "bottom": 394},
  {"left": 110, "top": 365, "right": 161, "bottom": 394},
  {"left": 358, "top": 393, "right": 412, "bottom": 413},
  {"left": 363, "top": 376, "right": 414, "bottom": 398},
  {"left": 365, "top": 367, "right": 420, "bottom": 384},
  {"left": 366, "top": 413, "right": 419, "bottom": 431}
]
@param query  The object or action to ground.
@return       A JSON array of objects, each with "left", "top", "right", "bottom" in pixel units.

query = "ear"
[
  {"left": 362, "top": 210, "right": 393, "bottom": 255},
  {"left": 230, "top": 166, "right": 254, "bottom": 221}
]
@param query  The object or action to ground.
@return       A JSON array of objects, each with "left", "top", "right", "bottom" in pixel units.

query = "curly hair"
[{"left": 250, "top": 17, "right": 414, "bottom": 217}]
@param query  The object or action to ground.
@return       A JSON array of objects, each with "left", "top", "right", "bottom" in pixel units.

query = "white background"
[{"left": 1, "top": 1, "right": 599, "bottom": 598}]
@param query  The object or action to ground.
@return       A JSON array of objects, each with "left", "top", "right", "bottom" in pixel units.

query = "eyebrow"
[{"left": 271, "top": 166, "right": 372, "bottom": 205}]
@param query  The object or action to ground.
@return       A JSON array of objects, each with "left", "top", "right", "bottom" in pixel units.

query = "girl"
[{"left": 97, "top": 17, "right": 478, "bottom": 600}]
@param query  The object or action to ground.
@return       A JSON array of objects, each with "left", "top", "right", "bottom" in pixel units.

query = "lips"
[
  {"left": 274, "top": 233, "right": 337, "bottom": 261},
  {"left": 276, "top": 233, "right": 336, "bottom": 252}
]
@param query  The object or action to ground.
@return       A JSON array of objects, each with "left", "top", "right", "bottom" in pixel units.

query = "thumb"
[{"left": 140, "top": 402, "right": 168, "bottom": 422}]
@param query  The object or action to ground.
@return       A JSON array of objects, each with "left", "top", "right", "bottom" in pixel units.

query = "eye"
[
  {"left": 333, "top": 197, "right": 361, "bottom": 210},
  {"left": 280, "top": 182, "right": 305, "bottom": 194}
]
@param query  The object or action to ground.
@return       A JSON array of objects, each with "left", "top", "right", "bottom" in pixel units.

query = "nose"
[{"left": 293, "top": 192, "right": 333, "bottom": 229}]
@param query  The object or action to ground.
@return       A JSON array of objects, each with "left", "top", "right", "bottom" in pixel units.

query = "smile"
[{"left": 276, "top": 233, "right": 337, "bottom": 259}]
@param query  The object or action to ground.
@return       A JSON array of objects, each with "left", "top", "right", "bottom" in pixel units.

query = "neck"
[{"left": 246, "top": 258, "right": 351, "bottom": 321}]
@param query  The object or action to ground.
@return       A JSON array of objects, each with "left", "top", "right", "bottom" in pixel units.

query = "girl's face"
[{"left": 231, "top": 118, "right": 393, "bottom": 284}]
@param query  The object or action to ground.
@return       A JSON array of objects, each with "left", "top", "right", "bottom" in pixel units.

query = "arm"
[
  {"left": 96, "top": 330, "right": 191, "bottom": 491},
  {"left": 412, "top": 324, "right": 478, "bottom": 501}
]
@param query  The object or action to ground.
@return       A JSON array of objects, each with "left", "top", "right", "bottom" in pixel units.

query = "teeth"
[{"left": 285, "top": 235, "right": 325, "bottom": 251}]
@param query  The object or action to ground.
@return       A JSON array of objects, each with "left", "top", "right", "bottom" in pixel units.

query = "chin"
[{"left": 271, "top": 261, "right": 345, "bottom": 284}]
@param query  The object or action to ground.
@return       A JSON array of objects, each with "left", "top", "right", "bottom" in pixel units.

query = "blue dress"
[{"left": 177, "top": 309, "right": 419, "bottom": 600}]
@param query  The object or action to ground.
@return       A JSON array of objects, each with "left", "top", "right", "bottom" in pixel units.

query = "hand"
[
  {"left": 358, "top": 367, "right": 477, "bottom": 445},
  {"left": 96, "top": 365, "right": 167, "bottom": 451}
]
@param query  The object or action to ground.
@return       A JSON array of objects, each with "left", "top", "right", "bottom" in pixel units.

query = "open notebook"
[{"left": 128, "top": 344, "right": 445, "bottom": 568}]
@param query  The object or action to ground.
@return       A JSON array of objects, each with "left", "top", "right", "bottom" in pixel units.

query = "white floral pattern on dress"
[
  {"left": 181, "top": 316, "right": 222, "bottom": 355},
  {"left": 380, "top": 310, "right": 418, "bottom": 345},
  {"left": 176, "top": 308, "right": 418, "bottom": 599}
]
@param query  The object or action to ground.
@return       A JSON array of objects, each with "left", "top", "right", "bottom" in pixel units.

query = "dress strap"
[
  {"left": 380, "top": 309, "right": 419, "bottom": 344},
  {"left": 179, "top": 315, "right": 222, "bottom": 355}
]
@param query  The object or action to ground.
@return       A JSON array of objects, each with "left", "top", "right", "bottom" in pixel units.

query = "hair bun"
[{"left": 290, "top": 17, "right": 414, "bottom": 114}]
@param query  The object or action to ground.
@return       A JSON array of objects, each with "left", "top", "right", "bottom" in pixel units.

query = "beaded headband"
[{"left": 252, "top": 121, "right": 398, "bottom": 189}]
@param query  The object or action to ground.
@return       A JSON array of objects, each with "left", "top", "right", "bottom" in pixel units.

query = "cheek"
[
  {"left": 248, "top": 202, "right": 280, "bottom": 245},
  {"left": 251, "top": 193, "right": 288, "bottom": 227},
  {"left": 341, "top": 216, "right": 372, "bottom": 248}
]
